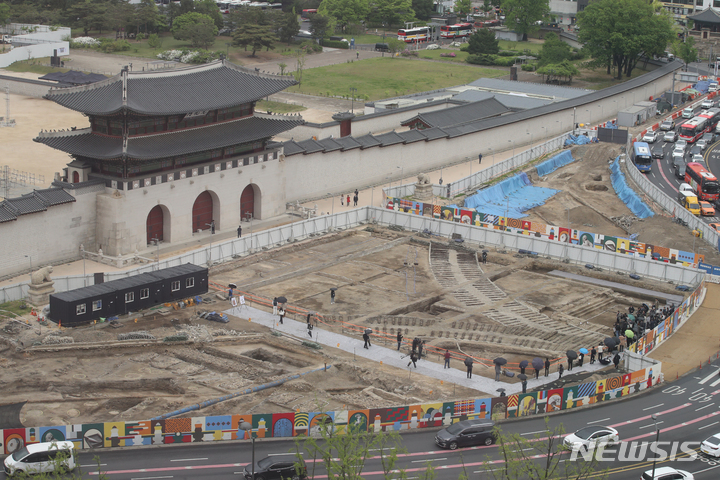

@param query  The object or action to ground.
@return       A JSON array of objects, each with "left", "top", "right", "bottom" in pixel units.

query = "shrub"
[
  {"left": 521, "top": 63, "right": 536, "bottom": 71},
  {"left": 493, "top": 56, "right": 516, "bottom": 66},
  {"left": 147, "top": 33, "right": 162, "bottom": 49},
  {"left": 323, "top": 39, "right": 349, "bottom": 49},
  {"left": 466, "top": 53, "right": 495, "bottom": 65},
  {"left": 70, "top": 36, "right": 100, "bottom": 48},
  {"left": 97, "top": 38, "right": 132, "bottom": 53},
  {"left": 440, "top": 52, "right": 456, "bottom": 57},
  {"left": 300, "top": 40, "right": 322, "bottom": 53},
  {"left": 497, "top": 50, "right": 517, "bottom": 57},
  {"left": 400, "top": 49, "right": 418, "bottom": 57},
  {"left": 459, "top": 44, "right": 468, "bottom": 52}
]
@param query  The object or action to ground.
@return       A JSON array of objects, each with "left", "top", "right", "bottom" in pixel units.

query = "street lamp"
[
  {"left": 350, "top": 87, "right": 357, "bottom": 113},
  {"left": 397, "top": 166, "right": 404, "bottom": 188},
  {"left": 509, "top": 139, "right": 515, "bottom": 158},
  {"left": 651, "top": 414, "right": 659, "bottom": 479},
  {"left": 239, "top": 422, "right": 256, "bottom": 480}
]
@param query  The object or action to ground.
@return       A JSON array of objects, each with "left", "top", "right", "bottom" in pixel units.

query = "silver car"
[
  {"left": 676, "top": 138, "right": 688, "bottom": 149},
  {"left": 697, "top": 139, "right": 708, "bottom": 150},
  {"left": 664, "top": 130, "right": 678, "bottom": 142},
  {"left": 642, "top": 131, "right": 658, "bottom": 143}
]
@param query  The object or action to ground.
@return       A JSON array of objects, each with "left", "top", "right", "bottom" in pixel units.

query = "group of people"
[
  {"left": 614, "top": 302, "right": 674, "bottom": 348},
  {"left": 341, "top": 189, "right": 359, "bottom": 207},
  {"left": 406, "top": 337, "right": 426, "bottom": 368}
]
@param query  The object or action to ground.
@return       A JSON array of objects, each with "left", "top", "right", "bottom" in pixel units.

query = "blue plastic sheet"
[
  {"left": 609, "top": 157, "right": 654, "bottom": 219},
  {"left": 536, "top": 150, "right": 575, "bottom": 177},
  {"left": 459, "top": 172, "right": 559, "bottom": 218},
  {"left": 564, "top": 134, "right": 592, "bottom": 147},
  {"left": 695, "top": 80, "right": 710, "bottom": 94}
]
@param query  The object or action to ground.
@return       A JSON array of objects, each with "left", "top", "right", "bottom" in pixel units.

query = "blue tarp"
[
  {"left": 564, "top": 134, "right": 593, "bottom": 147},
  {"left": 537, "top": 150, "right": 576, "bottom": 177},
  {"left": 609, "top": 157, "right": 654, "bottom": 219},
  {"left": 695, "top": 80, "right": 710, "bottom": 94},
  {"left": 458, "top": 172, "right": 559, "bottom": 218}
]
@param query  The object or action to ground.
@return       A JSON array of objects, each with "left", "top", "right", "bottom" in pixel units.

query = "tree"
[
  {"left": 232, "top": 23, "right": 276, "bottom": 56},
  {"left": 278, "top": 11, "right": 300, "bottom": 43},
  {"left": 308, "top": 14, "right": 330, "bottom": 43},
  {"left": 537, "top": 59, "right": 580, "bottom": 84},
  {"left": 318, "top": 0, "right": 369, "bottom": 31},
  {"left": 66, "top": 0, "right": 108, "bottom": 36},
  {"left": 147, "top": 32, "right": 163, "bottom": 48},
  {"left": 386, "top": 37, "right": 405, "bottom": 56},
  {"left": 134, "top": 0, "right": 162, "bottom": 34},
  {"left": 500, "top": 0, "right": 549, "bottom": 41},
  {"left": 104, "top": 2, "right": 135, "bottom": 35},
  {"left": 538, "top": 31, "right": 571, "bottom": 66},
  {"left": 369, "top": 0, "right": 414, "bottom": 28},
  {"left": 673, "top": 36, "right": 698, "bottom": 70},
  {"left": 163, "top": 1, "right": 182, "bottom": 30},
  {"left": 0, "top": 3, "right": 11, "bottom": 26},
  {"left": 468, "top": 28, "right": 499, "bottom": 54},
  {"left": 179, "top": 0, "right": 194, "bottom": 14},
  {"left": 412, "top": 0, "right": 433, "bottom": 20},
  {"left": 195, "top": 0, "right": 225, "bottom": 29},
  {"left": 172, "top": 12, "right": 218, "bottom": 48},
  {"left": 483, "top": 419, "right": 609, "bottom": 480},
  {"left": 578, "top": 0, "right": 675, "bottom": 79},
  {"left": 455, "top": 0, "right": 472, "bottom": 15}
]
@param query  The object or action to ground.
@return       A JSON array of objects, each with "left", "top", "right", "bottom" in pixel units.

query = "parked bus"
[
  {"left": 678, "top": 116, "right": 708, "bottom": 143},
  {"left": 685, "top": 162, "right": 720, "bottom": 201},
  {"left": 698, "top": 107, "right": 720, "bottom": 132},
  {"left": 440, "top": 23, "right": 474, "bottom": 38},
  {"left": 631, "top": 141, "right": 653, "bottom": 172},
  {"left": 301, "top": 8, "right": 317, "bottom": 19},
  {"left": 398, "top": 27, "right": 430, "bottom": 43}
]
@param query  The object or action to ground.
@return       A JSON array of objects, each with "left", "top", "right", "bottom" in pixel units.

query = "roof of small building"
[
  {"left": 333, "top": 136, "right": 362, "bottom": 150},
  {"left": 0, "top": 188, "right": 76, "bottom": 223},
  {"left": 44, "top": 61, "right": 298, "bottom": 116},
  {"left": 688, "top": 7, "right": 720, "bottom": 24},
  {"left": 374, "top": 131, "right": 405, "bottom": 146},
  {"left": 38, "top": 71, "right": 108, "bottom": 86},
  {"left": 400, "top": 97, "right": 510, "bottom": 129},
  {"left": 34, "top": 114, "right": 303, "bottom": 161},
  {"left": 467, "top": 78, "right": 589, "bottom": 100}
]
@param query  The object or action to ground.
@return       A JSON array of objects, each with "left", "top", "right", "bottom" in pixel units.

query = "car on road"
[
  {"left": 562, "top": 426, "right": 619, "bottom": 451},
  {"left": 660, "top": 119, "right": 675, "bottom": 131},
  {"left": 3, "top": 441, "right": 76, "bottom": 476},
  {"left": 690, "top": 145, "right": 703, "bottom": 157},
  {"left": 697, "top": 138, "right": 708, "bottom": 150},
  {"left": 243, "top": 457, "right": 307, "bottom": 480},
  {"left": 664, "top": 130, "right": 678, "bottom": 142},
  {"left": 702, "top": 99, "right": 715, "bottom": 109},
  {"left": 702, "top": 132, "right": 716, "bottom": 144},
  {"left": 692, "top": 153, "right": 705, "bottom": 163},
  {"left": 683, "top": 107, "right": 694, "bottom": 118},
  {"left": 710, "top": 223, "right": 720, "bottom": 232},
  {"left": 652, "top": 144, "right": 665, "bottom": 159},
  {"left": 674, "top": 160, "right": 687, "bottom": 179},
  {"left": 640, "top": 466, "right": 694, "bottom": 480},
  {"left": 673, "top": 145, "right": 685, "bottom": 158},
  {"left": 435, "top": 419, "right": 496, "bottom": 450},
  {"left": 701, "top": 201, "right": 715, "bottom": 216},
  {"left": 676, "top": 138, "right": 688, "bottom": 149},
  {"left": 672, "top": 151, "right": 685, "bottom": 168},
  {"left": 642, "top": 130, "right": 659, "bottom": 143}
]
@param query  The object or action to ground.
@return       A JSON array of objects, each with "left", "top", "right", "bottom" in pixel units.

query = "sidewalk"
[{"left": 224, "top": 304, "right": 608, "bottom": 395}]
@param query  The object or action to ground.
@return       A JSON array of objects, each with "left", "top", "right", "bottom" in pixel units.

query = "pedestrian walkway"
[
  {"left": 548, "top": 270, "right": 685, "bottom": 304},
  {"left": 224, "top": 304, "right": 608, "bottom": 395}
]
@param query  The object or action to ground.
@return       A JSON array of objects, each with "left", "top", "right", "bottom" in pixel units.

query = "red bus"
[
  {"left": 440, "top": 23, "right": 474, "bottom": 38},
  {"left": 685, "top": 162, "right": 720, "bottom": 201},
  {"left": 679, "top": 117, "right": 707, "bottom": 143},
  {"left": 698, "top": 107, "right": 720, "bottom": 132},
  {"left": 397, "top": 27, "right": 430, "bottom": 43},
  {"left": 301, "top": 8, "right": 317, "bottom": 19}
]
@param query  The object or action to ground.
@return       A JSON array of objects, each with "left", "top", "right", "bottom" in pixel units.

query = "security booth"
[{"left": 49, "top": 264, "right": 208, "bottom": 326}]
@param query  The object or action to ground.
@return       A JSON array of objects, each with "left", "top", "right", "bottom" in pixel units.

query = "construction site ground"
[{"left": 2, "top": 143, "right": 719, "bottom": 427}]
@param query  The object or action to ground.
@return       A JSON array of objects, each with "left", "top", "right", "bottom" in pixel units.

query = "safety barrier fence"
[{"left": 0, "top": 206, "right": 706, "bottom": 305}]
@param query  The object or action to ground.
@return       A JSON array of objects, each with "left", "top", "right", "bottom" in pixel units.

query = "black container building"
[{"left": 49, "top": 264, "right": 208, "bottom": 325}]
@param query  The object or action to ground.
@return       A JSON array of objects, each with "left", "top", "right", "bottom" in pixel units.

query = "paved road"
[{"left": 37, "top": 360, "right": 720, "bottom": 480}]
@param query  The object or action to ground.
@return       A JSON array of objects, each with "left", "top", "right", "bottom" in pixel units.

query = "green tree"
[
  {"left": 232, "top": 23, "right": 276, "bottom": 56},
  {"left": 537, "top": 59, "right": 580, "bottom": 84},
  {"left": 455, "top": 0, "right": 472, "bottom": 15},
  {"left": 66, "top": 0, "right": 108, "bottom": 36},
  {"left": 179, "top": 0, "right": 194, "bottom": 14},
  {"left": 195, "top": 0, "right": 225, "bottom": 29},
  {"left": 0, "top": 3, "right": 11, "bottom": 26},
  {"left": 387, "top": 37, "right": 405, "bottom": 55},
  {"left": 308, "top": 13, "right": 330, "bottom": 42},
  {"left": 318, "top": 0, "right": 369, "bottom": 31},
  {"left": 172, "top": 12, "right": 218, "bottom": 48},
  {"left": 412, "top": 0, "right": 433, "bottom": 20},
  {"left": 147, "top": 32, "right": 163, "bottom": 48},
  {"left": 134, "top": 0, "right": 162, "bottom": 34},
  {"left": 369, "top": 0, "right": 414, "bottom": 28},
  {"left": 500, "top": 0, "right": 549, "bottom": 41},
  {"left": 672, "top": 36, "right": 698, "bottom": 70},
  {"left": 467, "top": 27, "right": 499, "bottom": 54},
  {"left": 538, "top": 31, "right": 571, "bottom": 66},
  {"left": 279, "top": 11, "right": 300, "bottom": 43},
  {"left": 483, "top": 419, "right": 609, "bottom": 480},
  {"left": 104, "top": 1, "right": 135, "bottom": 35},
  {"left": 578, "top": 0, "right": 675, "bottom": 79}
]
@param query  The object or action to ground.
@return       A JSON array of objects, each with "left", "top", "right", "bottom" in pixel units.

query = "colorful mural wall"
[{"left": 386, "top": 197, "right": 705, "bottom": 267}]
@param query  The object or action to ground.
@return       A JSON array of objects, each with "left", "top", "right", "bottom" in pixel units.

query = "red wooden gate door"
[
  {"left": 72, "top": 171, "right": 79, "bottom": 183},
  {"left": 192, "top": 191, "right": 213, "bottom": 233},
  {"left": 240, "top": 185, "right": 254, "bottom": 220},
  {"left": 146, "top": 205, "right": 164, "bottom": 244}
]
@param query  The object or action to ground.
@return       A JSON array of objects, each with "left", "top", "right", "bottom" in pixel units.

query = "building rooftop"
[
  {"left": 34, "top": 114, "right": 303, "bottom": 161},
  {"left": 44, "top": 60, "right": 298, "bottom": 116},
  {"left": 401, "top": 97, "right": 510, "bottom": 129},
  {"left": 0, "top": 188, "right": 76, "bottom": 223}
]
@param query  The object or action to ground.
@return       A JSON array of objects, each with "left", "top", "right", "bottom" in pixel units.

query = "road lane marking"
[
  {"left": 81, "top": 464, "right": 107, "bottom": 467},
  {"left": 693, "top": 388, "right": 705, "bottom": 394},
  {"left": 368, "top": 448, "right": 394, "bottom": 452},
  {"left": 699, "top": 371, "right": 718, "bottom": 384},
  {"left": 411, "top": 458, "right": 446, "bottom": 463},
  {"left": 697, "top": 403, "right": 716, "bottom": 411},
  {"left": 608, "top": 403, "right": 691, "bottom": 429},
  {"left": 587, "top": 418, "right": 610, "bottom": 424},
  {"left": 710, "top": 377, "right": 720, "bottom": 387},
  {"left": 170, "top": 458, "right": 207, "bottom": 462},
  {"left": 639, "top": 421, "right": 664, "bottom": 429},
  {"left": 131, "top": 477, "right": 173, "bottom": 480},
  {"left": 699, "top": 421, "right": 719, "bottom": 430},
  {"left": 521, "top": 430, "right": 549, "bottom": 435},
  {"left": 268, "top": 452, "right": 302, "bottom": 456},
  {"left": 624, "top": 410, "right": 720, "bottom": 442},
  {"left": 642, "top": 404, "right": 664, "bottom": 411}
]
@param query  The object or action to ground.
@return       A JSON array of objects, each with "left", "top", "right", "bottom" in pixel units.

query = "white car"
[
  {"left": 702, "top": 99, "right": 714, "bottom": 109},
  {"left": 697, "top": 138, "right": 708, "bottom": 150},
  {"left": 692, "top": 153, "right": 704, "bottom": 163},
  {"left": 640, "top": 466, "right": 694, "bottom": 480},
  {"left": 3, "top": 441, "right": 76, "bottom": 476},
  {"left": 642, "top": 131, "right": 659, "bottom": 143},
  {"left": 563, "top": 426, "right": 619, "bottom": 451},
  {"left": 673, "top": 145, "right": 685, "bottom": 156},
  {"left": 664, "top": 130, "right": 678, "bottom": 142},
  {"left": 676, "top": 138, "right": 688, "bottom": 149},
  {"left": 701, "top": 433, "right": 720, "bottom": 457}
]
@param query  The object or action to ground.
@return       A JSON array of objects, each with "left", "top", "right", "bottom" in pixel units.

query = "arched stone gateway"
[
  {"left": 146, "top": 205, "right": 164, "bottom": 244},
  {"left": 192, "top": 191, "right": 214, "bottom": 233},
  {"left": 240, "top": 184, "right": 255, "bottom": 221}
]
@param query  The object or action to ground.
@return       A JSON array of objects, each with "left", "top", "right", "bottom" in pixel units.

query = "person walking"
[
  {"left": 544, "top": 358, "right": 550, "bottom": 377},
  {"left": 330, "top": 289, "right": 335, "bottom": 304},
  {"left": 578, "top": 353, "right": 584, "bottom": 367},
  {"left": 408, "top": 351, "right": 418, "bottom": 368},
  {"left": 521, "top": 379, "right": 527, "bottom": 394},
  {"left": 210, "top": 220, "right": 215, "bottom": 234},
  {"left": 341, "top": 195, "right": 344, "bottom": 206},
  {"left": 353, "top": 194, "right": 358, "bottom": 206},
  {"left": 465, "top": 356, "right": 474, "bottom": 378},
  {"left": 444, "top": 350, "right": 451, "bottom": 368},
  {"left": 478, "top": 153, "right": 483, "bottom": 164},
  {"left": 482, "top": 251, "right": 487, "bottom": 264},
  {"left": 363, "top": 331, "right": 371, "bottom": 349},
  {"left": 590, "top": 347, "right": 597, "bottom": 364},
  {"left": 396, "top": 331, "right": 403, "bottom": 350},
  {"left": 356, "top": 51, "right": 359, "bottom": 59},
  {"left": 567, "top": 355, "right": 573, "bottom": 371},
  {"left": 278, "top": 308, "right": 285, "bottom": 325},
  {"left": 613, "top": 353, "right": 621, "bottom": 370},
  {"left": 237, "top": 225, "right": 242, "bottom": 238},
  {"left": 494, "top": 363, "right": 501, "bottom": 382},
  {"left": 228, "top": 287, "right": 233, "bottom": 300},
  {"left": 346, "top": 194, "right": 350, "bottom": 206},
  {"left": 273, "top": 297, "right": 278, "bottom": 315},
  {"left": 558, "top": 364, "right": 564, "bottom": 378},
  {"left": 418, "top": 340, "right": 424, "bottom": 359},
  {"left": 534, "top": 367, "right": 540, "bottom": 380},
  {"left": 306, "top": 312, "right": 313, "bottom": 337}
]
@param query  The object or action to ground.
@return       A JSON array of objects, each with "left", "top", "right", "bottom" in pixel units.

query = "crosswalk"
[{"left": 697, "top": 368, "right": 720, "bottom": 387}]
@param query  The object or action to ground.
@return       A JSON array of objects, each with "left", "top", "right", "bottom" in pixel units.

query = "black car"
[
  {"left": 675, "top": 161, "right": 687, "bottom": 179},
  {"left": 702, "top": 132, "right": 717, "bottom": 144},
  {"left": 652, "top": 144, "right": 664, "bottom": 159},
  {"left": 244, "top": 457, "right": 306, "bottom": 480},
  {"left": 690, "top": 145, "right": 703, "bottom": 157},
  {"left": 375, "top": 43, "right": 390, "bottom": 52},
  {"left": 435, "top": 419, "right": 496, "bottom": 450}
]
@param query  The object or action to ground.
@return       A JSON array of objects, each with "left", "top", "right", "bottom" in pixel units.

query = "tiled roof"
[
  {"left": 401, "top": 97, "right": 510, "bottom": 129},
  {"left": 38, "top": 71, "right": 108, "bottom": 85},
  {"left": 421, "top": 127, "right": 450, "bottom": 140},
  {"left": 467, "top": 78, "right": 589, "bottom": 100},
  {"left": 688, "top": 7, "right": 720, "bottom": 23},
  {"left": 282, "top": 141, "right": 306, "bottom": 155},
  {"left": 0, "top": 188, "right": 76, "bottom": 223},
  {"left": 398, "top": 129, "right": 427, "bottom": 144},
  {"left": 355, "top": 134, "right": 381, "bottom": 148},
  {"left": 35, "top": 115, "right": 303, "bottom": 161},
  {"left": 45, "top": 61, "right": 298, "bottom": 116},
  {"left": 316, "top": 138, "right": 342, "bottom": 152},
  {"left": 452, "top": 90, "right": 552, "bottom": 109},
  {"left": 295, "top": 139, "right": 326, "bottom": 154},
  {"left": 333, "top": 136, "right": 362, "bottom": 150},
  {"left": 374, "top": 131, "right": 405, "bottom": 146}
]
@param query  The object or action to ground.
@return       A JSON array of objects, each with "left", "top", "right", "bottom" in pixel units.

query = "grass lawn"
[
  {"left": 0, "top": 300, "right": 32, "bottom": 318},
  {"left": 419, "top": 49, "right": 470, "bottom": 63},
  {"left": 498, "top": 39, "right": 543, "bottom": 54},
  {"left": 287, "top": 57, "right": 506, "bottom": 100},
  {"left": 256, "top": 99, "right": 306, "bottom": 113},
  {"left": 3, "top": 59, "right": 70, "bottom": 75},
  {"left": 581, "top": 64, "right": 653, "bottom": 90}
]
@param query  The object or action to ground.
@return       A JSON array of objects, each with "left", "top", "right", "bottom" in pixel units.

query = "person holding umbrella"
[
  {"left": 493, "top": 357, "right": 506, "bottom": 381},
  {"left": 532, "top": 358, "right": 543, "bottom": 379},
  {"left": 566, "top": 350, "right": 577, "bottom": 371},
  {"left": 613, "top": 353, "right": 621, "bottom": 369},
  {"left": 518, "top": 374, "right": 528, "bottom": 393},
  {"left": 519, "top": 360, "right": 528, "bottom": 375},
  {"left": 465, "top": 356, "right": 474, "bottom": 378},
  {"left": 578, "top": 348, "right": 588, "bottom": 367}
]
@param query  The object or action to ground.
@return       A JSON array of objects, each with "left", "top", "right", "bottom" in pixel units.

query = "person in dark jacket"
[
  {"left": 578, "top": 353, "right": 584, "bottom": 367},
  {"left": 522, "top": 379, "right": 527, "bottom": 394},
  {"left": 590, "top": 347, "right": 597, "bottom": 364},
  {"left": 396, "top": 331, "right": 403, "bottom": 350},
  {"left": 558, "top": 364, "right": 564, "bottom": 378},
  {"left": 278, "top": 308, "right": 285, "bottom": 325},
  {"left": 465, "top": 357, "right": 474, "bottom": 378},
  {"left": 544, "top": 358, "right": 550, "bottom": 377},
  {"left": 418, "top": 340, "right": 424, "bottom": 358},
  {"left": 613, "top": 353, "right": 621, "bottom": 369},
  {"left": 330, "top": 289, "right": 335, "bottom": 304},
  {"left": 273, "top": 297, "right": 278, "bottom": 315},
  {"left": 534, "top": 367, "right": 540, "bottom": 380},
  {"left": 408, "top": 351, "right": 418, "bottom": 368},
  {"left": 363, "top": 331, "right": 371, "bottom": 349}
]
